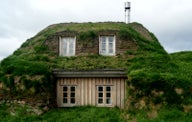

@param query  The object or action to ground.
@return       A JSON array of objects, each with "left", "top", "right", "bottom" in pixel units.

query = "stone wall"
[{"left": 44, "top": 30, "right": 137, "bottom": 56}]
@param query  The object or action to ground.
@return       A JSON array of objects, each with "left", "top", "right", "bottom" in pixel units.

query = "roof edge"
[{"left": 52, "top": 69, "right": 127, "bottom": 78}]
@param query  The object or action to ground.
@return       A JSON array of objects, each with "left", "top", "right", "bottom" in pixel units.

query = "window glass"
[
  {"left": 106, "top": 93, "right": 111, "bottom": 97},
  {"left": 98, "top": 99, "right": 103, "bottom": 104},
  {"left": 101, "top": 37, "right": 106, "bottom": 42},
  {"left": 101, "top": 38, "right": 106, "bottom": 53},
  {"left": 99, "top": 93, "right": 103, "bottom": 97},
  {"left": 71, "top": 93, "right": 75, "bottom": 97},
  {"left": 63, "top": 93, "right": 67, "bottom": 97},
  {"left": 106, "top": 86, "right": 111, "bottom": 91},
  {"left": 69, "top": 41, "right": 74, "bottom": 54},
  {"left": 106, "top": 99, "right": 111, "bottom": 104},
  {"left": 71, "top": 86, "right": 75, "bottom": 91},
  {"left": 63, "top": 87, "right": 68, "bottom": 91},
  {"left": 63, "top": 40, "right": 67, "bottom": 56},
  {"left": 98, "top": 86, "right": 103, "bottom": 91},
  {"left": 63, "top": 98, "right": 68, "bottom": 103},
  {"left": 108, "top": 37, "right": 114, "bottom": 43},
  {"left": 71, "top": 98, "right": 75, "bottom": 104}
]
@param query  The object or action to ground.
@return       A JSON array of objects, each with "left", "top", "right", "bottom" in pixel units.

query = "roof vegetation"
[{"left": 0, "top": 22, "right": 192, "bottom": 120}]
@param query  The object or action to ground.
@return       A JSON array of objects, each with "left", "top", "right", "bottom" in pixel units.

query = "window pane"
[
  {"left": 63, "top": 87, "right": 68, "bottom": 91},
  {"left": 109, "top": 42, "right": 113, "bottom": 47},
  {"left": 106, "top": 99, "right": 111, "bottom": 104},
  {"left": 71, "top": 98, "right": 75, "bottom": 104},
  {"left": 63, "top": 93, "right": 67, "bottom": 97},
  {"left": 108, "top": 36, "right": 114, "bottom": 42},
  {"left": 106, "top": 93, "right": 111, "bottom": 97},
  {"left": 98, "top": 86, "right": 103, "bottom": 91},
  {"left": 102, "top": 44, "right": 106, "bottom": 49},
  {"left": 98, "top": 99, "right": 103, "bottom": 104},
  {"left": 108, "top": 37, "right": 114, "bottom": 54},
  {"left": 71, "top": 86, "right": 75, "bottom": 91},
  {"left": 99, "top": 93, "right": 103, "bottom": 97},
  {"left": 102, "top": 39, "right": 106, "bottom": 44},
  {"left": 102, "top": 43, "right": 106, "bottom": 53},
  {"left": 71, "top": 93, "right": 75, "bottom": 97},
  {"left": 106, "top": 86, "right": 111, "bottom": 91},
  {"left": 62, "top": 39, "right": 68, "bottom": 56},
  {"left": 101, "top": 37, "right": 106, "bottom": 42},
  {"left": 63, "top": 98, "right": 68, "bottom": 103},
  {"left": 69, "top": 41, "right": 74, "bottom": 54},
  {"left": 102, "top": 49, "right": 106, "bottom": 53},
  {"left": 109, "top": 49, "right": 113, "bottom": 54},
  {"left": 101, "top": 37, "right": 107, "bottom": 54}
]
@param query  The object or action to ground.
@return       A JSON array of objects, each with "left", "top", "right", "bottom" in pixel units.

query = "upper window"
[
  {"left": 99, "top": 36, "right": 116, "bottom": 56},
  {"left": 60, "top": 37, "right": 76, "bottom": 56}
]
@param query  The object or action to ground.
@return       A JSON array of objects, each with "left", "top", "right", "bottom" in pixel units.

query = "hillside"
[
  {"left": 0, "top": 22, "right": 192, "bottom": 121},
  {"left": 170, "top": 51, "right": 192, "bottom": 91}
]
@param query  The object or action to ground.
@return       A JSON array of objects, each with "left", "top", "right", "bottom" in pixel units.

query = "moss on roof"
[{"left": 3, "top": 22, "right": 187, "bottom": 109}]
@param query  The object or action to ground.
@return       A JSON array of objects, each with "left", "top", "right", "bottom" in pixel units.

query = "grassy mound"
[
  {"left": 0, "top": 22, "right": 192, "bottom": 121},
  {"left": 0, "top": 22, "right": 164, "bottom": 101}
]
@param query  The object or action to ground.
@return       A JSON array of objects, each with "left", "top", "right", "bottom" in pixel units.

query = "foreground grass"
[
  {"left": 129, "top": 107, "right": 192, "bottom": 122},
  {"left": 0, "top": 104, "right": 192, "bottom": 122},
  {"left": 0, "top": 104, "right": 124, "bottom": 122}
]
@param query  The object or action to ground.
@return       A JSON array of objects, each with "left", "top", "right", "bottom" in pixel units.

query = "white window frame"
[
  {"left": 63, "top": 85, "right": 77, "bottom": 105},
  {"left": 96, "top": 86, "right": 112, "bottom": 106},
  {"left": 59, "top": 37, "right": 76, "bottom": 56},
  {"left": 99, "top": 36, "right": 116, "bottom": 56}
]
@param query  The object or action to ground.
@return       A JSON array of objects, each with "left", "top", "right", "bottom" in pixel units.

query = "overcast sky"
[{"left": 0, "top": 0, "right": 192, "bottom": 60}]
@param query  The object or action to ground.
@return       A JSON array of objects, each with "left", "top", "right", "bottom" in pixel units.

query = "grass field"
[
  {"left": 0, "top": 104, "right": 192, "bottom": 122},
  {"left": 0, "top": 104, "right": 124, "bottom": 122}
]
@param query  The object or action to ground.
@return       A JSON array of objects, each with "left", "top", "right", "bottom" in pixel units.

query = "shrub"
[{"left": 1, "top": 56, "right": 50, "bottom": 76}]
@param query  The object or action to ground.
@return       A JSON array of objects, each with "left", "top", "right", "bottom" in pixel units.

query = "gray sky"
[{"left": 0, "top": 0, "right": 192, "bottom": 60}]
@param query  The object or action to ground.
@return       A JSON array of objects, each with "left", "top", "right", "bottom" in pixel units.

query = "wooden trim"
[{"left": 53, "top": 69, "right": 127, "bottom": 78}]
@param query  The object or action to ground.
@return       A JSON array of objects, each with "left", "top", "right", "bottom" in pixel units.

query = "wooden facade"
[{"left": 53, "top": 69, "right": 127, "bottom": 108}]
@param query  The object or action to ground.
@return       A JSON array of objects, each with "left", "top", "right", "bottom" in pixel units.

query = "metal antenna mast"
[{"left": 125, "top": 2, "right": 131, "bottom": 24}]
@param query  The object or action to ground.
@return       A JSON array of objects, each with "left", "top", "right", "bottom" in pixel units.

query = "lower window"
[
  {"left": 97, "top": 86, "right": 112, "bottom": 105},
  {"left": 63, "top": 86, "right": 76, "bottom": 104}
]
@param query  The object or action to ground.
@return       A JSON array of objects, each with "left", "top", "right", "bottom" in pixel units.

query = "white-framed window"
[
  {"left": 99, "top": 36, "right": 116, "bottom": 56},
  {"left": 97, "top": 86, "right": 112, "bottom": 105},
  {"left": 59, "top": 37, "right": 76, "bottom": 56},
  {"left": 63, "top": 86, "right": 76, "bottom": 105}
]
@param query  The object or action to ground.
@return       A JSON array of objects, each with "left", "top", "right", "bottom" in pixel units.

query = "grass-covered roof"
[{"left": 0, "top": 22, "right": 192, "bottom": 112}]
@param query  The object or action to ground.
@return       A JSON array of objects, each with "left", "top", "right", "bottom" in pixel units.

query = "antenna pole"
[{"left": 125, "top": 2, "right": 131, "bottom": 24}]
